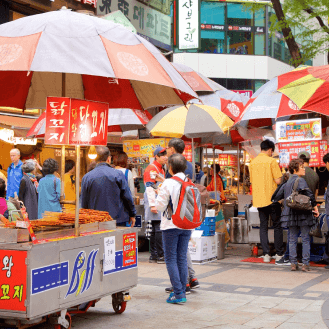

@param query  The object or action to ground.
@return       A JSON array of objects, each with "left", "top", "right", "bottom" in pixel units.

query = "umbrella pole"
[
  {"left": 243, "top": 150, "right": 246, "bottom": 195},
  {"left": 192, "top": 138, "right": 195, "bottom": 181},
  {"left": 237, "top": 143, "right": 240, "bottom": 195},
  {"left": 60, "top": 73, "right": 66, "bottom": 202},
  {"left": 213, "top": 136, "right": 217, "bottom": 200},
  {"left": 75, "top": 145, "right": 80, "bottom": 237}
]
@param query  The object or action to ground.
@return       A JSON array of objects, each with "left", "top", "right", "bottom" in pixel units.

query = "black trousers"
[
  {"left": 150, "top": 220, "right": 164, "bottom": 259},
  {"left": 257, "top": 203, "right": 283, "bottom": 256}
]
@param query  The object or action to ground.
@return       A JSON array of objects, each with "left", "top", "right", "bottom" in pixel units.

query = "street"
[{"left": 36, "top": 245, "right": 329, "bottom": 329}]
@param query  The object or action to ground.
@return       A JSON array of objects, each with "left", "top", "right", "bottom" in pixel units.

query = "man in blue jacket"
[
  {"left": 81, "top": 146, "right": 136, "bottom": 227},
  {"left": 7, "top": 148, "right": 23, "bottom": 200}
]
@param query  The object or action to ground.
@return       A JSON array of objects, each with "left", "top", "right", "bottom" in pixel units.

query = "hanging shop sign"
[
  {"left": 123, "top": 138, "right": 167, "bottom": 159},
  {"left": 45, "top": 97, "right": 108, "bottom": 146},
  {"left": 205, "top": 0, "right": 270, "bottom": 3},
  {"left": 278, "top": 140, "right": 328, "bottom": 168},
  {"left": 201, "top": 24, "right": 265, "bottom": 34},
  {"left": 0, "top": 129, "right": 37, "bottom": 145},
  {"left": 218, "top": 154, "right": 238, "bottom": 167},
  {"left": 178, "top": 0, "right": 200, "bottom": 50},
  {"left": 97, "top": 0, "right": 172, "bottom": 50},
  {"left": 231, "top": 90, "right": 253, "bottom": 98},
  {"left": 276, "top": 118, "right": 322, "bottom": 143}
]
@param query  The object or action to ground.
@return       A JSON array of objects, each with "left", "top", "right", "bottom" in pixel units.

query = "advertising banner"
[
  {"left": 218, "top": 154, "right": 238, "bottom": 167},
  {"left": 123, "top": 233, "right": 137, "bottom": 267},
  {"left": 276, "top": 118, "right": 322, "bottom": 143},
  {"left": 0, "top": 250, "right": 27, "bottom": 311},
  {"left": 123, "top": 139, "right": 167, "bottom": 158},
  {"left": 178, "top": 0, "right": 200, "bottom": 50},
  {"left": 278, "top": 140, "right": 328, "bottom": 168}
]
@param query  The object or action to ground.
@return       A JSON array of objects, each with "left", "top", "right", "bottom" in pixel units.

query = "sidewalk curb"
[{"left": 321, "top": 298, "right": 329, "bottom": 328}]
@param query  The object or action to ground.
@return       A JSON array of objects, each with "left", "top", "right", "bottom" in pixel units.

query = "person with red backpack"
[{"left": 156, "top": 154, "right": 202, "bottom": 304}]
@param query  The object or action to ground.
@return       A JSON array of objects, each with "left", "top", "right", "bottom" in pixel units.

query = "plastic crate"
[
  {"left": 203, "top": 217, "right": 216, "bottom": 225},
  {"left": 196, "top": 223, "right": 216, "bottom": 236}
]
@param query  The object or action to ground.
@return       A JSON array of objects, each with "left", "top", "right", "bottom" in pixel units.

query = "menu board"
[
  {"left": 218, "top": 154, "right": 238, "bottom": 167},
  {"left": 278, "top": 140, "right": 328, "bottom": 168},
  {"left": 123, "top": 139, "right": 166, "bottom": 159},
  {"left": 276, "top": 118, "right": 322, "bottom": 143}
]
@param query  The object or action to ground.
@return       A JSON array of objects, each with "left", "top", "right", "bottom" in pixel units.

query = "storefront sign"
[
  {"left": 178, "top": 0, "right": 200, "bottom": 50},
  {"left": 123, "top": 138, "right": 167, "bottom": 158},
  {"left": 104, "top": 236, "right": 116, "bottom": 273},
  {"left": 231, "top": 90, "right": 253, "bottom": 98},
  {"left": 183, "top": 143, "right": 193, "bottom": 162},
  {"left": 201, "top": 24, "right": 225, "bottom": 31},
  {"left": 0, "top": 250, "right": 27, "bottom": 311},
  {"left": 276, "top": 118, "right": 322, "bottom": 143},
  {"left": 207, "top": 0, "right": 270, "bottom": 3},
  {"left": 45, "top": 97, "right": 71, "bottom": 145},
  {"left": 45, "top": 97, "right": 109, "bottom": 146},
  {"left": 139, "top": 0, "right": 171, "bottom": 15},
  {"left": 278, "top": 140, "right": 328, "bottom": 168},
  {"left": 123, "top": 233, "right": 137, "bottom": 267},
  {"left": 69, "top": 99, "right": 108, "bottom": 146},
  {"left": 0, "top": 128, "right": 37, "bottom": 145},
  {"left": 218, "top": 154, "right": 238, "bottom": 167},
  {"left": 201, "top": 24, "right": 265, "bottom": 34},
  {"left": 97, "top": 0, "right": 172, "bottom": 50}
]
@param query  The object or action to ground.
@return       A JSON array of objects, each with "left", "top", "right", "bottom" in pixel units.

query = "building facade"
[{"left": 173, "top": 0, "right": 313, "bottom": 92}]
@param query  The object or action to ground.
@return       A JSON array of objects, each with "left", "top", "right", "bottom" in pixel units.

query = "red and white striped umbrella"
[{"left": 0, "top": 8, "right": 197, "bottom": 112}]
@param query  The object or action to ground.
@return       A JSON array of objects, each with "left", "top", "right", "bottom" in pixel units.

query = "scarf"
[{"left": 24, "top": 172, "right": 39, "bottom": 191}]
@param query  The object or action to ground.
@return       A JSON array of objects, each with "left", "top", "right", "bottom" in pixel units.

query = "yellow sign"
[{"left": 123, "top": 139, "right": 166, "bottom": 158}]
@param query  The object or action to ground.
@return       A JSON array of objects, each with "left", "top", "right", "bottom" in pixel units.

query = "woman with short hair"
[
  {"left": 38, "top": 158, "right": 61, "bottom": 219},
  {"left": 114, "top": 152, "right": 135, "bottom": 198},
  {"left": 19, "top": 159, "right": 38, "bottom": 220},
  {"left": 273, "top": 158, "right": 319, "bottom": 271}
]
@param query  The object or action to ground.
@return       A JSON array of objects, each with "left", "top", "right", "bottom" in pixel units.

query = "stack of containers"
[{"left": 196, "top": 213, "right": 216, "bottom": 236}]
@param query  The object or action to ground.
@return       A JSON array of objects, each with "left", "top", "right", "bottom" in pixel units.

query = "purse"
[
  {"left": 310, "top": 214, "right": 323, "bottom": 238},
  {"left": 286, "top": 178, "right": 313, "bottom": 211}
]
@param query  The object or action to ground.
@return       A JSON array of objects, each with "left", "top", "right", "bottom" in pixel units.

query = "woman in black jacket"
[{"left": 273, "top": 159, "right": 319, "bottom": 272}]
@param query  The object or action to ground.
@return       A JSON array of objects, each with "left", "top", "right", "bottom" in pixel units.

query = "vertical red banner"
[
  {"left": 45, "top": 97, "right": 71, "bottom": 145},
  {"left": 183, "top": 143, "right": 192, "bottom": 162},
  {"left": 0, "top": 250, "right": 27, "bottom": 311},
  {"left": 122, "top": 233, "right": 137, "bottom": 267},
  {"left": 69, "top": 99, "right": 109, "bottom": 146}
]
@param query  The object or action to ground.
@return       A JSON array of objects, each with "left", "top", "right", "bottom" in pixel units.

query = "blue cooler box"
[{"left": 196, "top": 217, "right": 216, "bottom": 236}]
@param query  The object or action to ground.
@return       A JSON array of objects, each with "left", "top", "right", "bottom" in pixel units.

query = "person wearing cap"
[{"left": 143, "top": 147, "right": 167, "bottom": 264}]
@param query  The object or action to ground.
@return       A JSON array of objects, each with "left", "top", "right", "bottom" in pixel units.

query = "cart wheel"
[
  {"left": 54, "top": 312, "right": 72, "bottom": 329},
  {"left": 112, "top": 301, "right": 127, "bottom": 314}
]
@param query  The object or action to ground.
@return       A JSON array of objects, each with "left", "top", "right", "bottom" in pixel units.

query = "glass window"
[
  {"left": 201, "top": 31, "right": 225, "bottom": 54},
  {"left": 255, "top": 33, "right": 265, "bottom": 55},
  {"left": 201, "top": 2, "right": 225, "bottom": 25},
  {"left": 227, "top": 31, "right": 253, "bottom": 55},
  {"left": 255, "top": 80, "right": 267, "bottom": 92},
  {"left": 227, "top": 3, "right": 253, "bottom": 26},
  {"left": 255, "top": 7, "right": 265, "bottom": 27}
]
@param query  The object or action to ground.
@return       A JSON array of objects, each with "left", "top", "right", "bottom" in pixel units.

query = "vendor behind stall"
[
  {"left": 81, "top": 146, "right": 136, "bottom": 227},
  {"left": 207, "top": 164, "right": 227, "bottom": 203}
]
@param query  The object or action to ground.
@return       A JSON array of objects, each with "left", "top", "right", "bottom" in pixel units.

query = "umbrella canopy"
[
  {"left": 278, "top": 65, "right": 329, "bottom": 115},
  {"left": 172, "top": 63, "right": 249, "bottom": 121},
  {"left": 27, "top": 108, "right": 152, "bottom": 138},
  {"left": 0, "top": 8, "right": 197, "bottom": 111},
  {"left": 146, "top": 104, "right": 233, "bottom": 139},
  {"left": 236, "top": 77, "right": 308, "bottom": 128}
]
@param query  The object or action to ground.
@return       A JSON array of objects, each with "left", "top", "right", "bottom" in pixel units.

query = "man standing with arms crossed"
[{"left": 249, "top": 140, "right": 284, "bottom": 263}]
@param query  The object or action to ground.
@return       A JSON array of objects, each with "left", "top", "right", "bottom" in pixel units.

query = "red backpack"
[{"left": 170, "top": 176, "right": 203, "bottom": 229}]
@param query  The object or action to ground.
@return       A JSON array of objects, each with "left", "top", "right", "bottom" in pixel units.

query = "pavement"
[{"left": 35, "top": 244, "right": 329, "bottom": 329}]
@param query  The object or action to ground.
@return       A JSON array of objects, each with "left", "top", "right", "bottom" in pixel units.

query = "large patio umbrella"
[
  {"left": 236, "top": 76, "right": 308, "bottom": 128},
  {"left": 146, "top": 104, "right": 234, "bottom": 196},
  {"left": 0, "top": 8, "right": 197, "bottom": 113},
  {"left": 278, "top": 65, "right": 329, "bottom": 115},
  {"left": 172, "top": 63, "right": 249, "bottom": 121}
]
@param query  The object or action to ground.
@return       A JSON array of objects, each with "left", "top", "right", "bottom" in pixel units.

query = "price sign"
[
  {"left": 103, "top": 236, "right": 116, "bottom": 273},
  {"left": 123, "top": 233, "right": 136, "bottom": 267}
]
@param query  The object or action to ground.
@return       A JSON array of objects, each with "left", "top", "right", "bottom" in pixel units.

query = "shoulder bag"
[{"left": 286, "top": 177, "right": 313, "bottom": 211}]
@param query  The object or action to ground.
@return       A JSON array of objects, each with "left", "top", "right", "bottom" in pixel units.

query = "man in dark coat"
[{"left": 81, "top": 146, "right": 136, "bottom": 227}]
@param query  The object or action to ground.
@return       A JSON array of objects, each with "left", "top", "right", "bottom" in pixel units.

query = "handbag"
[
  {"left": 310, "top": 213, "right": 324, "bottom": 238},
  {"left": 286, "top": 177, "right": 313, "bottom": 211}
]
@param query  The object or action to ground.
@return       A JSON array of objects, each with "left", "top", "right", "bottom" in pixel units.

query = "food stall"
[{"left": 0, "top": 97, "right": 138, "bottom": 329}]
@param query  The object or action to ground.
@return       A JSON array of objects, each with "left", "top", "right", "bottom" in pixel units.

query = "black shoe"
[
  {"left": 149, "top": 257, "right": 157, "bottom": 263},
  {"left": 157, "top": 257, "right": 165, "bottom": 264},
  {"left": 165, "top": 287, "right": 173, "bottom": 293},
  {"left": 189, "top": 278, "right": 200, "bottom": 289},
  {"left": 275, "top": 257, "right": 291, "bottom": 266},
  {"left": 315, "top": 259, "right": 328, "bottom": 265},
  {"left": 165, "top": 285, "right": 191, "bottom": 294}
]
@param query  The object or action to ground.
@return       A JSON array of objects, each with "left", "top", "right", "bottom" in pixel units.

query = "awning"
[{"left": 0, "top": 114, "right": 37, "bottom": 129}]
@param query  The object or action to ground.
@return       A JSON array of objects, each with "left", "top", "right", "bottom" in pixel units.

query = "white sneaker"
[
  {"left": 263, "top": 254, "right": 271, "bottom": 263},
  {"left": 273, "top": 254, "right": 283, "bottom": 262}
]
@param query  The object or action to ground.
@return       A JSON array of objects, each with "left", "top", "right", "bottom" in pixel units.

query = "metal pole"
[
  {"left": 242, "top": 150, "right": 246, "bottom": 195},
  {"left": 60, "top": 73, "right": 66, "bottom": 202},
  {"left": 75, "top": 145, "right": 80, "bottom": 237},
  {"left": 192, "top": 138, "right": 195, "bottom": 181},
  {"left": 213, "top": 136, "right": 217, "bottom": 200},
  {"left": 237, "top": 143, "right": 240, "bottom": 195}
]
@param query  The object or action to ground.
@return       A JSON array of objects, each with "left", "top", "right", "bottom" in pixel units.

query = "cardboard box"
[{"left": 188, "top": 236, "right": 217, "bottom": 262}]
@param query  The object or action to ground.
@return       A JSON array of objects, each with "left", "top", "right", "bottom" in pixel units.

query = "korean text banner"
[
  {"left": 45, "top": 97, "right": 109, "bottom": 146},
  {"left": 218, "top": 154, "right": 238, "bottom": 167},
  {"left": 278, "top": 140, "right": 327, "bottom": 168},
  {"left": 123, "top": 139, "right": 167, "bottom": 158},
  {"left": 178, "top": 0, "right": 200, "bottom": 50},
  {"left": 276, "top": 118, "right": 322, "bottom": 143}
]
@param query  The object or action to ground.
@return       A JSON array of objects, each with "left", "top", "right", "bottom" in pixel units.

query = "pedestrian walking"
[
  {"left": 0, "top": 178, "right": 18, "bottom": 222},
  {"left": 144, "top": 147, "right": 167, "bottom": 264},
  {"left": 249, "top": 140, "right": 284, "bottom": 263},
  {"left": 207, "top": 164, "right": 227, "bottom": 203},
  {"left": 38, "top": 158, "right": 61, "bottom": 219},
  {"left": 273, "top": 159, "right": 319, "bottom": 271},
  {"left": 81, "top": 146, "right": 136, "bottom": 227},
  {"left": 19, "top": 159, "right": 39, "bottom": 220},
  {"left": 114, "top": 152, "right": 135, "bottom": 198},
  {"left": 7, "top": 148, "right": 23, "bottom": 199},
  {"left": 156, "top": 154, "right": 193, "bottom": 304}
]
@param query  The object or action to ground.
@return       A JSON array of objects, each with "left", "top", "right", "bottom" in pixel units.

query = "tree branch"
[{"left": 303, "top": 7, "right": 329, "bottom": 35}]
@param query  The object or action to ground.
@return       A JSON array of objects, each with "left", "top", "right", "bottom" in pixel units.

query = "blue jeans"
[
  {"left": 162, "top": 229, "right": 192, "bottom": 299},
  {"left": 289, "top": 225, "right": 311, "bottom": 265}
]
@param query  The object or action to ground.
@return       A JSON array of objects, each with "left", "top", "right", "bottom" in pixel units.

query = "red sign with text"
[
  {"left": 218, "top": 154, "right": 238, "bottom": 167},
  {"left": 69, "top": 99, "right": 108, "bottom": 146},
  {"left": 123, "top": 233, "right": 137, "bottom": 267},
  {"left": 278, "top": 140, "right": 328, "bottom": 168},
  {"left": 0, "top": 250, "right": 27, "bottom": 311},
  {"left": 231, "top": 90, "right": 253, "bottom": 98},
  {"left": 45, "top": 97, "right": 109, "bottom": 146},
  {"left": 45, "top": 97, "right": 71, "bottom": 145},
  {"left": 183, "top": 143, "right": 193, "bottom": 162}
]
